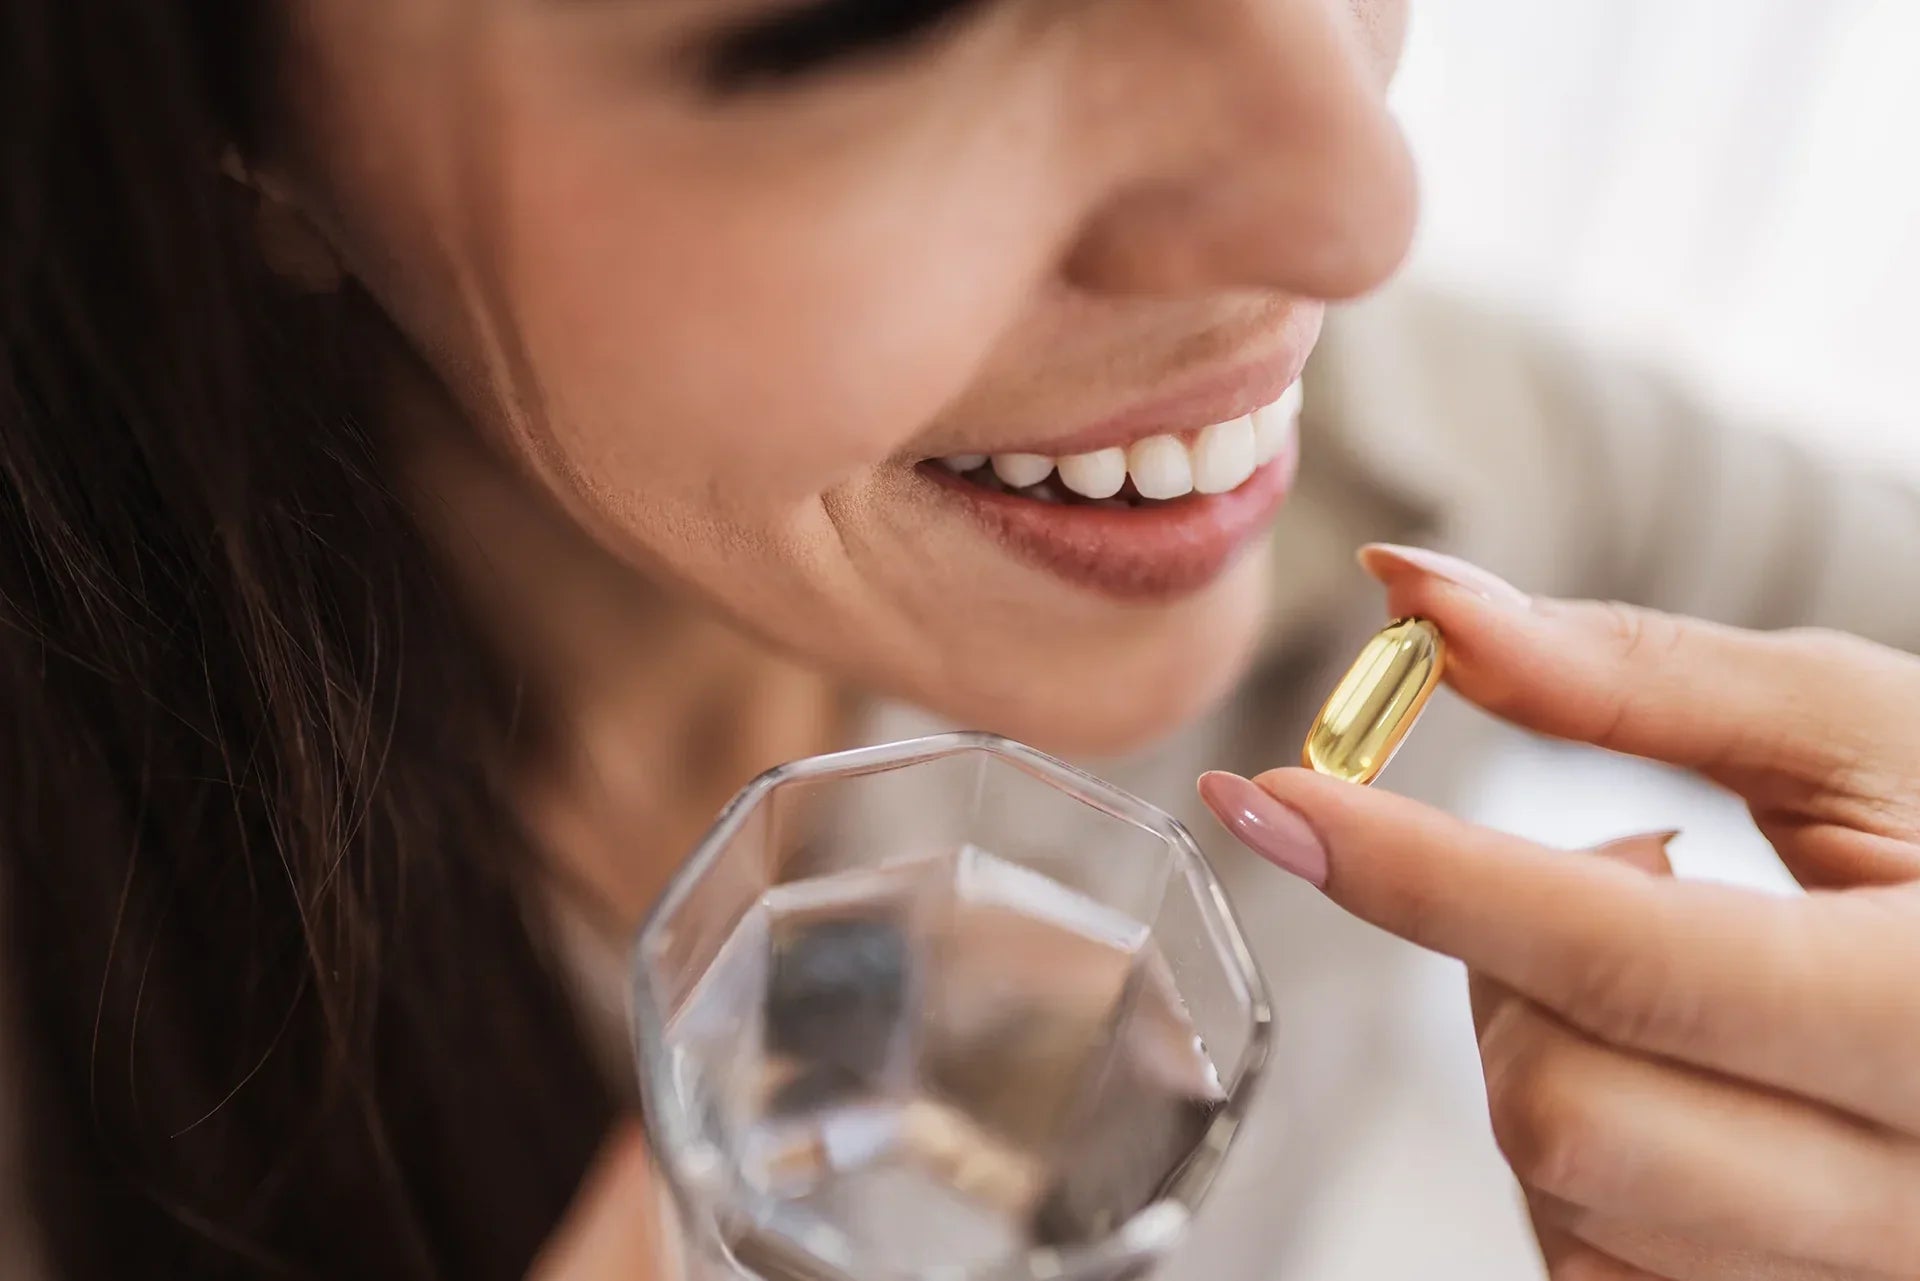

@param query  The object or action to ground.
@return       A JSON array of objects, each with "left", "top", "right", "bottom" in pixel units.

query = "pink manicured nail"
[
  {"left": 1197, "top": 773, "right": 1329, "bottom": 888},
  {"left": 1596, "top": 829, "right": 1683, "bottom": 853},
  {"left": 1358, "top": 544, "right": 1531, "bottom": 611},
  {"left": 1592, "top": 829, "right": 1682, "bottom": 875}
]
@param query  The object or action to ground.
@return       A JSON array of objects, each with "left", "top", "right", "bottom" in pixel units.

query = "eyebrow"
[{"left": 704, "top": 0, "right": 987, "bottom": 89}]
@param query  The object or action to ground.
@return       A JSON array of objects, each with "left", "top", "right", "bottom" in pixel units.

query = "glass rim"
[{"left": 630, "top": 731, "right": 1274, "bottom": 1280}]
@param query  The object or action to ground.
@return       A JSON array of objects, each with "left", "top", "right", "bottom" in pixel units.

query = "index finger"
[
  {"left": 1357, "top": 544, "right": 1920, "bottom": 803},
  {"left": 1200, "top": 767, "right": 1920, "bottom": 1133}
]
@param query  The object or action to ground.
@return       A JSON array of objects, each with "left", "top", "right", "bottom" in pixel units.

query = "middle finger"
[{"left": 1359, "top": 546, "right": 1920, "bottom": 841}]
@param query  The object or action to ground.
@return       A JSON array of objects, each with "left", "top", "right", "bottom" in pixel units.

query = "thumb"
[{"left": 528, "top": 1125, "right": 671, "bottom": 1281}]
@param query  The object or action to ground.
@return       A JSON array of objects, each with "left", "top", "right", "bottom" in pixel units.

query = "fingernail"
[
  {"left": 1593, "top": 828, "right": 1682, "bottom": 851},
  {"left": 1358, "top": 544, "right": 1531, "bottom": 612},
  {"left": 1197, "top": 772, "right": 1329, "bottom": 888},
  {"left": 1591, "top": 829, "right": 1681, "bottom": 875}
]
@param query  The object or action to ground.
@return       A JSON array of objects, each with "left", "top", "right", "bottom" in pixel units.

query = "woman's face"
[{"left": 282, "top": 0, "right": 1416, "bottom": 754}]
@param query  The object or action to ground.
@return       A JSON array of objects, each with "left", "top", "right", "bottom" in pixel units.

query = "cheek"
[
  {"left": 289, "top": 4, "right": 1084, "bottom": 525},
  {"left": 490, "top": 117, "right": 1062, "bottom": 510}
]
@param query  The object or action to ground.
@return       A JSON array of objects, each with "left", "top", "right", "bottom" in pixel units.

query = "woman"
[{"left": 3, "top": 2, "right": 1918, "bottom": 1280}]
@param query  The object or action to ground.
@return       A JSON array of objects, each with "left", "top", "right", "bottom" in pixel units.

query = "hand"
[
  {"left": 527, "top": 1125, "right": 672, "bottom": 1281},
  {"left": 1200, "top": 545, "right": 1920, "bottom": 1280}
]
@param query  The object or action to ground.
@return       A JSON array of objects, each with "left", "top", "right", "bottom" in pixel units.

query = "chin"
[{"left": 915, "top": 553, "right": 1273, "bottom": 761}]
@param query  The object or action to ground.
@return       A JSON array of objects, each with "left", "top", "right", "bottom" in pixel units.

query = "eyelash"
[{"left": 704, "top": 0, "right": 988, "bottom": 92}]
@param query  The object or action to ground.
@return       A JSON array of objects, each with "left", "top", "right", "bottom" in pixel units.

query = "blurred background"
[
  {"left": 1396, "top": 0, "right": 1920, "bottom": 475},
  {"left": 1289, "top": 3, "right": 1920, "bottom": 1275}
]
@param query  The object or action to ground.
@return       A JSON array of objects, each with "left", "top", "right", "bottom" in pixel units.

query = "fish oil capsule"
[{"left": 1302, "top": 618, "right": 1445, "bottom": 785}]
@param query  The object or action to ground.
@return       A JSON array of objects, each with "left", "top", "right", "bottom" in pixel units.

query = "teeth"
[
  {"left": 1253, "top": 381, "right": 1304, "bottom": 465},
  {"left": 1056, "top": 447, "right": 1128, "bottom": 500},
  {"left": 1275, "top": 378, "right": 1305, "bottom": 421},
  {"left": 1127, "top": 435, "right": 1194, "bottom": 501},
  {"left": 1190, "top": 416, "right": 1256, "bottom": 495},
  {"left": 1251, "top": 414, "right": 1288, "bottom": 465},
  {"left": 991, "top": 453, "right": 1055, "bottom": 488},
  {"left": 942, "top": 380, "right": 1303, "bottom": 503}
]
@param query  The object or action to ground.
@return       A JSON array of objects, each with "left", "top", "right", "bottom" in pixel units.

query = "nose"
[{"left": 1063, "top": 0, "right": 1419, "bottom": 301}]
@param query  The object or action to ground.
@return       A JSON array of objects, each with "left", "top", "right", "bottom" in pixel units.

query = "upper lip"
[{"left": 927, "top": 345, "right": 1312, "bottom": 462}]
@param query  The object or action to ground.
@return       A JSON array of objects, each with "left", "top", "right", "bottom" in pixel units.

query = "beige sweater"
[{"left": 10, "top": 285, "right": 1920, "bottom": 1278}]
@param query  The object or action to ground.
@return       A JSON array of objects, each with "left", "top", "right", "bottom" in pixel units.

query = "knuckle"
[
  {"left": 1768, "top": 628, "right": 1920, "bottom": 795},
  {"left": 1553, "top": 601, "right": 1691, "bottom": 751},
  {"left": 1562, "top": 940, "right": 1700, "bottom": 1051},
  {"left": 1594, "top": 600, "right": 1685, "bottom": 671},
  {"left": 1546, "top": 892, "right": 1708, "bottom": 1053},
  {"left": 1481, "top": 1013, "right": 1612, "bottom": 1203},
  {"left": 1369, "top": 867, "right": 1450, "bottom": 952}
]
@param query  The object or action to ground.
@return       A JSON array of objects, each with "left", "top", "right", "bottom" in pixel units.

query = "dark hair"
[{"left": 1, "top": 4, "right": 618, "bottom": 1278}]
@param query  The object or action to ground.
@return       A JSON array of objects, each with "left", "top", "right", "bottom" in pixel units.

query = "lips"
[{"left": 919, "top": 376, "right": 1304, "bottom": 599}]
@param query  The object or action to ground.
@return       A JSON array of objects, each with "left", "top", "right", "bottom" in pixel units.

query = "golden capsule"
[{"left": 1302, "top": 618, "right": 1445, "bottom": 785}]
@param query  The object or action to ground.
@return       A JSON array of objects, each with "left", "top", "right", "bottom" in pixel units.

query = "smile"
[
  {"left": 917, "top": 374, "right": 1306, "bottom": 599},
  {"left": 932, "top": 381, "right": 1302, "bottom": 507}
]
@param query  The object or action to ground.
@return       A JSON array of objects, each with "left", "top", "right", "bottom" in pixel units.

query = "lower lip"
[{"left": 918, "top": 435, "right": 1300, "bottom": 600}]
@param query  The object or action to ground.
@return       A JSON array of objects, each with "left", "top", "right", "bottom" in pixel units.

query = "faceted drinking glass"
[{"left": 631, "top": 733, "right": 1271, "bottom": 1281}]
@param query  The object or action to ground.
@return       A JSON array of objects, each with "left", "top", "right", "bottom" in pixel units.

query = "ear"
[{"left": 218, "top": 147, "right": 346, "bottom": 294}]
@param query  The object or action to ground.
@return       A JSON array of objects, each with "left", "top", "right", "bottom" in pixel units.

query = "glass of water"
[{"left": 631, "top": 733, "right": 1271, "bottom": 1281}]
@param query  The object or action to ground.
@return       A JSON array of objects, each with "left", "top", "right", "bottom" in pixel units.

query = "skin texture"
[{"left": 1215, "top": 548, "right": 1920, "bottom": 1281}]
